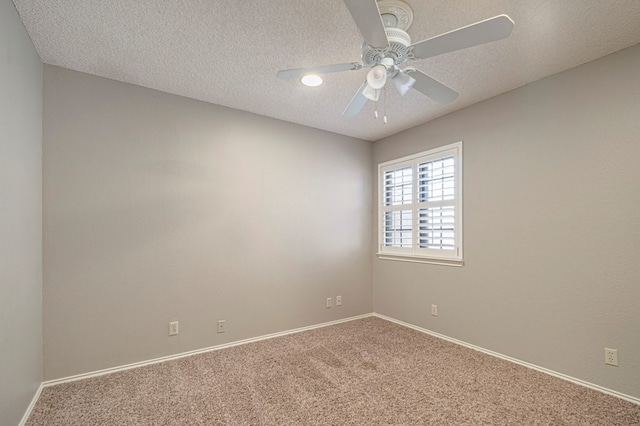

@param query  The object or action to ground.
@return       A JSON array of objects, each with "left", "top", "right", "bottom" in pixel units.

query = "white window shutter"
[{"left": 378, "top": 142, "right": 463, "bottom": 264}]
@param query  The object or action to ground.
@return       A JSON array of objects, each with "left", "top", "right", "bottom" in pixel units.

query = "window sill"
[{"left": 376, "top": 253, "right": 464, "bottom": 267}]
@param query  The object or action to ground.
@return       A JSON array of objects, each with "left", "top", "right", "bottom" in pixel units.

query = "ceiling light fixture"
[
  {"left": 366, "top": 64, "right": 387, "bottom": 89},
  {"left": 363, "top": 64, "right": 387, "bottom": 101},
  {"left": 277, "top": 0, "right": 514, "bottom": 121},
  {"left": 301, "top": 74, "right": 323, "bottom": 87}
]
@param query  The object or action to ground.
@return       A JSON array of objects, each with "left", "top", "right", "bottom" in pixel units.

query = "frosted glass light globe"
[{"left": 367, "top": 65, "right": 387, "bottom": 89}]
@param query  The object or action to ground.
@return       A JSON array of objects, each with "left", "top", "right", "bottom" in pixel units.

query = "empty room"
[{"left": 2, "top": 0, "right": 640, "bottom": 424}]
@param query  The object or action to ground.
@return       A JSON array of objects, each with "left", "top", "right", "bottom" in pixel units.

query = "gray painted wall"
[
  {"left": 373, "top": 44, "right": 640, "bottom": 398},
  {"left": 0, "top": 1, "right": 43, "bottom": 424},
  {"left": 42, "top": 65, "right": 373, "bottom": 380},
  {"left": 23, "top": 19, "right": 640, "bottom": 412}
]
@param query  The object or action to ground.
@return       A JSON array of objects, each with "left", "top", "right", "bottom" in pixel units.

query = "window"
[{"left": 378, "top": 142, "right": 463, "bottom": 266}]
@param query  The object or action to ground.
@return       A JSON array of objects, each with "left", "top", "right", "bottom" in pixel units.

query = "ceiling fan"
[{"left": 276, "top": 0, "right": 514, "bottom": 119}]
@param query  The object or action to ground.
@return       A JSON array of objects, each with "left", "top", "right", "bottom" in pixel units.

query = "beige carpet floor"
[{"left": 27, "top": 317, "right": 640, "bottom": 425}]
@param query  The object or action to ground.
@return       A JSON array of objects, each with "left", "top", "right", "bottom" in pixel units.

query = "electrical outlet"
[
  {"left": 336, "top": 295, "right": 342, "bottom": 306},
  {"left": 217, "top": 320, "right": 226, "bottom": 334},
  {"left": 604, "top": 348, "right": 618, "bottom": 366},
  {"left": 169, "top": 321, "right": 179, "bottom": 336},
  {"left": 326, "top": 297, "right": 332, "bottom": 308},
  {"left": 431, "top": 304, "right": 438, "bottom": 316}
]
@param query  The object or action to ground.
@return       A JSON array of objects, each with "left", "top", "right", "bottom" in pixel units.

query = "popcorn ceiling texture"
[
  {"left": 26, "top": 317, "right": 640, "bottom": 425},
  {"left": 12, "top": 0, "right": 640, "bottom": 141}
]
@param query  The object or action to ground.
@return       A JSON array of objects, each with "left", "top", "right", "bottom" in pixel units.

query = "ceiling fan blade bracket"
[{"left": 406, "top": 45, "right": 416, "bottom": 60}]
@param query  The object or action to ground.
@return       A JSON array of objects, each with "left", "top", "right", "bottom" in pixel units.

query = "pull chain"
[
  {"left": 372, "top": 86, "right": 388, "bottom": 123},
  {"left": 383, "top": 84, "right": 388, "bottom": 124},
  {"left": 374, "top": 93, "right": 379, "bottom": 119}
]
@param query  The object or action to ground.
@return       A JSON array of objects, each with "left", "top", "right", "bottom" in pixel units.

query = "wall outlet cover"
[
  {"left": 604, "top": 348, "right": 618, "bottom": 366},
  {"left": 169, "top": 321, "right": 179, "bottom": 336}
]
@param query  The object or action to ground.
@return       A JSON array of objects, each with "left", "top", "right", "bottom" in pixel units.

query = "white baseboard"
[
  {"left": 18, "top": 382, "right": 44, "bottom": 426},
  {"left": 374, "top": 313, "right": 640, "bottom": 406},
  {"left": 42, "top": 313, "right": 374, "bottom": 387},
  {"left": 25, "top": 310, "right": 638, "bottom": 424}
]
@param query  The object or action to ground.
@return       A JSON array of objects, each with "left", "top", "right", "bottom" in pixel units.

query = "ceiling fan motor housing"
[{"left": 361, "top": 27, "right": 412, "bottom": 67}]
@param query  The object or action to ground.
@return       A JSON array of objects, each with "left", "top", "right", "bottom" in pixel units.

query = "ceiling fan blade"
[
  {"left": 406, "top": 68, "right": 459, "bottom": 104},
  {"left": 391, "top": 71, "right": 416, "bottom": 96},
  {"left": 411, "top": 15, "right": 514, "bottom": 60},
  {"left": 277, "top": 62, "right": 363, "bottom": 80},
  {"left": 343, "top": 0, "right": 389, "bottom": 48},
  {"left": 343, "top": 81, "right": 370, "bottom": 116}
]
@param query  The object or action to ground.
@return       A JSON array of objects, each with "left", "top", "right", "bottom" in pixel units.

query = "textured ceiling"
[{"left": 12, "top": 0, "right": 640, "bottom": 141}]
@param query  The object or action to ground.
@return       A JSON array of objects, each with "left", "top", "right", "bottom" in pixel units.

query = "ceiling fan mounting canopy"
[
  {"left": 276, "top": 0, "right": 515, "bottom": 118},
  {"left": 378, "top": 0, "right": 414, "bottom": 31}
]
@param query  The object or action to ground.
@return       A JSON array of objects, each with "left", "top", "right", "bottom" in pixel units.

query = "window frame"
[{"left": 377, "top": 141, "right": 463, "bottom": 266}]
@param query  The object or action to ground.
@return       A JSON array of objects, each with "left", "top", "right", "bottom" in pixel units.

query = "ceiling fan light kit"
[
  {"left": 367, "top": 60, "right": 391, "bottom": 89},
  {"left": 276, "top": 0, "right": 514, "bottom": 119}
]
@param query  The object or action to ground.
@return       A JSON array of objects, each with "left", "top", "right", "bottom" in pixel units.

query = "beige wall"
[
  {"left": 42, "top": 65, "right": 373, "bottom": 380},
  {"left": 0, "top": 1, "right": 43, "bottom": 424},
  {"left": 373, "top": 44, "right": 640, "bottom": 398}
]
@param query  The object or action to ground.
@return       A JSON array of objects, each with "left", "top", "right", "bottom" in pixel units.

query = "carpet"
[{"left": 26, "top": 317, "right": 640, "bottom": 425}]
